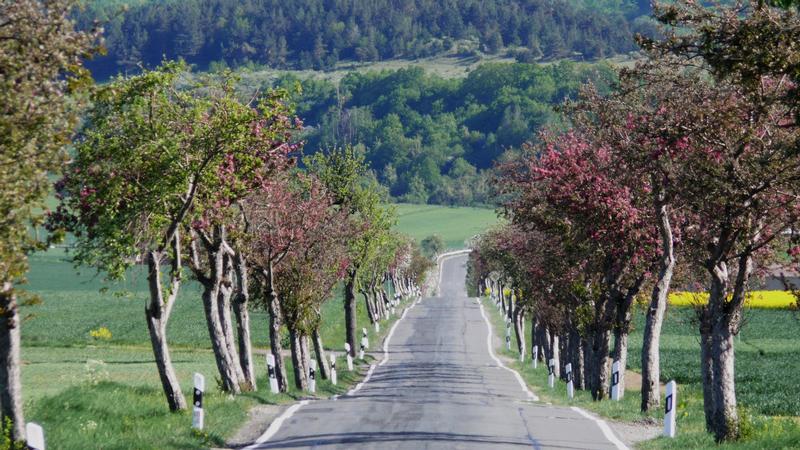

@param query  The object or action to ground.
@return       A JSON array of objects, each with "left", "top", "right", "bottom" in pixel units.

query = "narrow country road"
[{"left": 245, "top": 254, "right": 627, "bottom": 449}]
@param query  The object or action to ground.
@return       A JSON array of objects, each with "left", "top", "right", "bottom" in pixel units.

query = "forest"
[
  {"left": 268, "top": 61, "right": 617, "bottom": 205},
  {"left": 76, "top": 0, "right": 654, "bottom": 79}
]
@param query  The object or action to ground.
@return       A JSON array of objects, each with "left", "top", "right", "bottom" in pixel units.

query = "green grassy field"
[
  {"left": 393, "top": 203, "right": 499, "bottom": 249},
  {"left": 486, "top": 296, "right": 800, "bottom": 449},
  {"left": 18, "top": 203, "right": 497, "bottom": 448}
]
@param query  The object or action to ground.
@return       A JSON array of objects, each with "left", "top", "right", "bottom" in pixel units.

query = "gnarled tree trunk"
[
  {"left": 233, "top": 251, "right": 256, "bottom": 390},
  {"left": 289, "top": 327, "right": 308, "bottom": 391},
  {"left": 313, "top": 327, "right": 330, "bottom": 380},
  {"left": 641, "top": 192, "right": 675, "bottom": 412},
  {"left": 705, "top": 252, "right": 751, "bottom": 442},
  {"left": 218, "top": 252, "right": 246, "bottom": 389},
  {"left": 144, "top": 242, "right": 187, "bottom": 412},
  {"left": 264, "top": 263, "right": 289, "bottom": 392},
  {"left": 192, "top": 229, "right": 243, "bottom": 394}
]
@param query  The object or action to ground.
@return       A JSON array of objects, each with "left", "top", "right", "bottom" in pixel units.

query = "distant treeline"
[
  {"left": 78, "top": 0, "right": 652, "bottom": 79},
  {"left": 274, "top": 62, "right": 617, "bottom": 206}
]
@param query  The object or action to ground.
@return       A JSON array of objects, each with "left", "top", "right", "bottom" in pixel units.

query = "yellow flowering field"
[{"left": 669, "top": 290, "right": 798, "bottom": 309}]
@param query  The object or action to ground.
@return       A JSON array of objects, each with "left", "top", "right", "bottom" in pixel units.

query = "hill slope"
[{"left": 79, "top": 0, "right": 642, "bottom": 79}]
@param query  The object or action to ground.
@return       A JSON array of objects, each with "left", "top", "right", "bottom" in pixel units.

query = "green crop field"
[
  {"left": 394, "top": 203, "right": 499, "bottom": 249},
  {"left": 487, "top": 296, "right": 800, "bottom": 449}
]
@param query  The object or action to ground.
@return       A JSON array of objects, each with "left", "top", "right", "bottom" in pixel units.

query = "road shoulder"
[{"left": 481, "top": 295, "right": 661, "bottom": 449}]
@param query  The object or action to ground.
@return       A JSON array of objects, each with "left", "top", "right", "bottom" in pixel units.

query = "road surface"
[{"left": 245, "top": 254, "right": 627, "bottom": 449}]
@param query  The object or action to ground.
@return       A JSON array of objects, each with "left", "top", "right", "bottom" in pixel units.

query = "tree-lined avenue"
[{"left": 246, "top": 255, "right": 625, "bottom": 449}]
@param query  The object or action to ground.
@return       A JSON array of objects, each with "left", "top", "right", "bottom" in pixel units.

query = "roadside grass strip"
[{"left": 484, "top": 296, "right": 800, "bottom": 449}]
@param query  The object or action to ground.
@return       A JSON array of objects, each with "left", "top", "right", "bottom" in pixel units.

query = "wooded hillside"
[{"left": 78, "top": 0, "right": 650, "bottom": 79}]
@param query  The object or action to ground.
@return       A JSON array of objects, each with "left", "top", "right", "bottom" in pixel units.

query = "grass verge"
[
  {"left": 23, "top": 286, "right": 415, "bottom": 449},
  {"left": 481, "top": 296, "right": 800, "bottom": 449}
]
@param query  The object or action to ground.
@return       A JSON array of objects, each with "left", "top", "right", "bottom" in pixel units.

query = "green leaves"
[
  {"left": 0, "top": 0, "right": 99, "bottom": 286},
  {"left": 53, "top": 62, "right": 300, "bottom": 280}
]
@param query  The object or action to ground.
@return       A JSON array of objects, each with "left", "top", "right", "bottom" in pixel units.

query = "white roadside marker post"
[
  {"left": 611, "top": 360, "right": 621, "bottom": 401},
  {"left": 374, "top": 321, "right": 380, "bottom": 333},
  {"left": 308, "top": 360, "right": 317, "bottom": 394},
  {"left": 664, "top": 380, "right": 677, "bottom": 438},
  {"left": 26, "top": 422, "right": 45, "bottom": 450},
  {"left": 505, "top": 326, "right": 512, "bottom": 351},
  {"left": 330, "top": 353, "right": 337, "bottom": 385},
  {"left": 532, "top": 345, "right": 538, "bottom": 369},
  {"left": 192, "top": 373, "right": 204, "bottom": 430},
  {"left": 360, "top": 328, "right": 368, "bottom": 360},
  {"left": 344, "top": 343, "right": 353, "bottom": 371},
  {"left": 548, "top": 359, "right": 555, "bottom": 388},
  {"left": 565, "top": 363, "right": 574, "bottom": 399},
  {"left": 267, "top": 354, "right": 279, "bottom": 394}
]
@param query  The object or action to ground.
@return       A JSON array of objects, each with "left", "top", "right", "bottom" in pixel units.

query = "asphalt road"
[{"left": 246, "top": 254, "right": 627, "bottom": 449}]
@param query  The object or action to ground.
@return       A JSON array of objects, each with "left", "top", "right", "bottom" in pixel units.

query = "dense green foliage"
[
  {"left": 284, "top": 62, "right": 617, "bottom": 205},
  {"left": 78, "top": 0, "right": 644, "bottom": 79}
]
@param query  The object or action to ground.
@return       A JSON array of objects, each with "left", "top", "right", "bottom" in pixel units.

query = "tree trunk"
[
  {"left": 590, "top": 327, "right": 612, "bottom": 400},
  {"left": 570, "top": 326, "right": 585, "bottom": 390},
  {"left": 0, "top": 283, "right": 25, "bottom": 441},
  {"left": 233, "top": 252, "right": 256, "bottom": 390},
  {"left": 611, "top": 322, "right": 629, "bottom": 399},
  {"left": 710, "top": 321, "right": 738, "bottom": 441},
  {"left": 550, "top": 330, "right": 561, "bottom": 378},
  {"left": 513, "top": 303, "right": 525, "bottom": 356},
  {"left": 313, "top": 327, "right": 330, "bottom": 380},
  {"left": 362, "top": 288, "right": 378, "bottom": 324},
  {"left": 589, "top": 282, "right": 618, "bottom": 400},
  {"left": 202, "top": 287, "right": 242, "bottom": 393},
  {"left": 190, "top": 228, "right": 244, "bottom": 394},
  {"left": 499, "top": 282, "right": 506, "bottom": 315},
  {"left": 530, "top": 316, "right": 538, "bottom": 361},
  {"left": 641, "top": 186, "right": 675, "bottom": 411},
  {"left": 218, "top": 253, "right": 246, "bottom": 389},
  {"left": 706, "top": 252, "right": 750, "bottom": 442},
  {"left": 700, "top": 315, "right": 715, "bottom": 433},
  {"left": 300, "top": 334, "right": 312, "bottom": 389},
  {"left": 345, "top": 274, "right": 358, "bottom": 357},
  {"left": 507, "top": 290, "right": 514, "bottom": 323},
  {"left": 540, "top": 325, "right": 551, "bottom": 364},
  {"left": 289, "top": 327, "right": 308, "bottom": 391},
  {"left": 144, "top": 248, "right": 186, "bottom": 412},
  {"left": 583, "top": 334, "right": 593, "bottom": 393},
  {"left": 374, "top": 285, "right": 387, "bottom": 319},
  {"left": 265, "top": 264, "right": 289, "bottom": 392}
]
